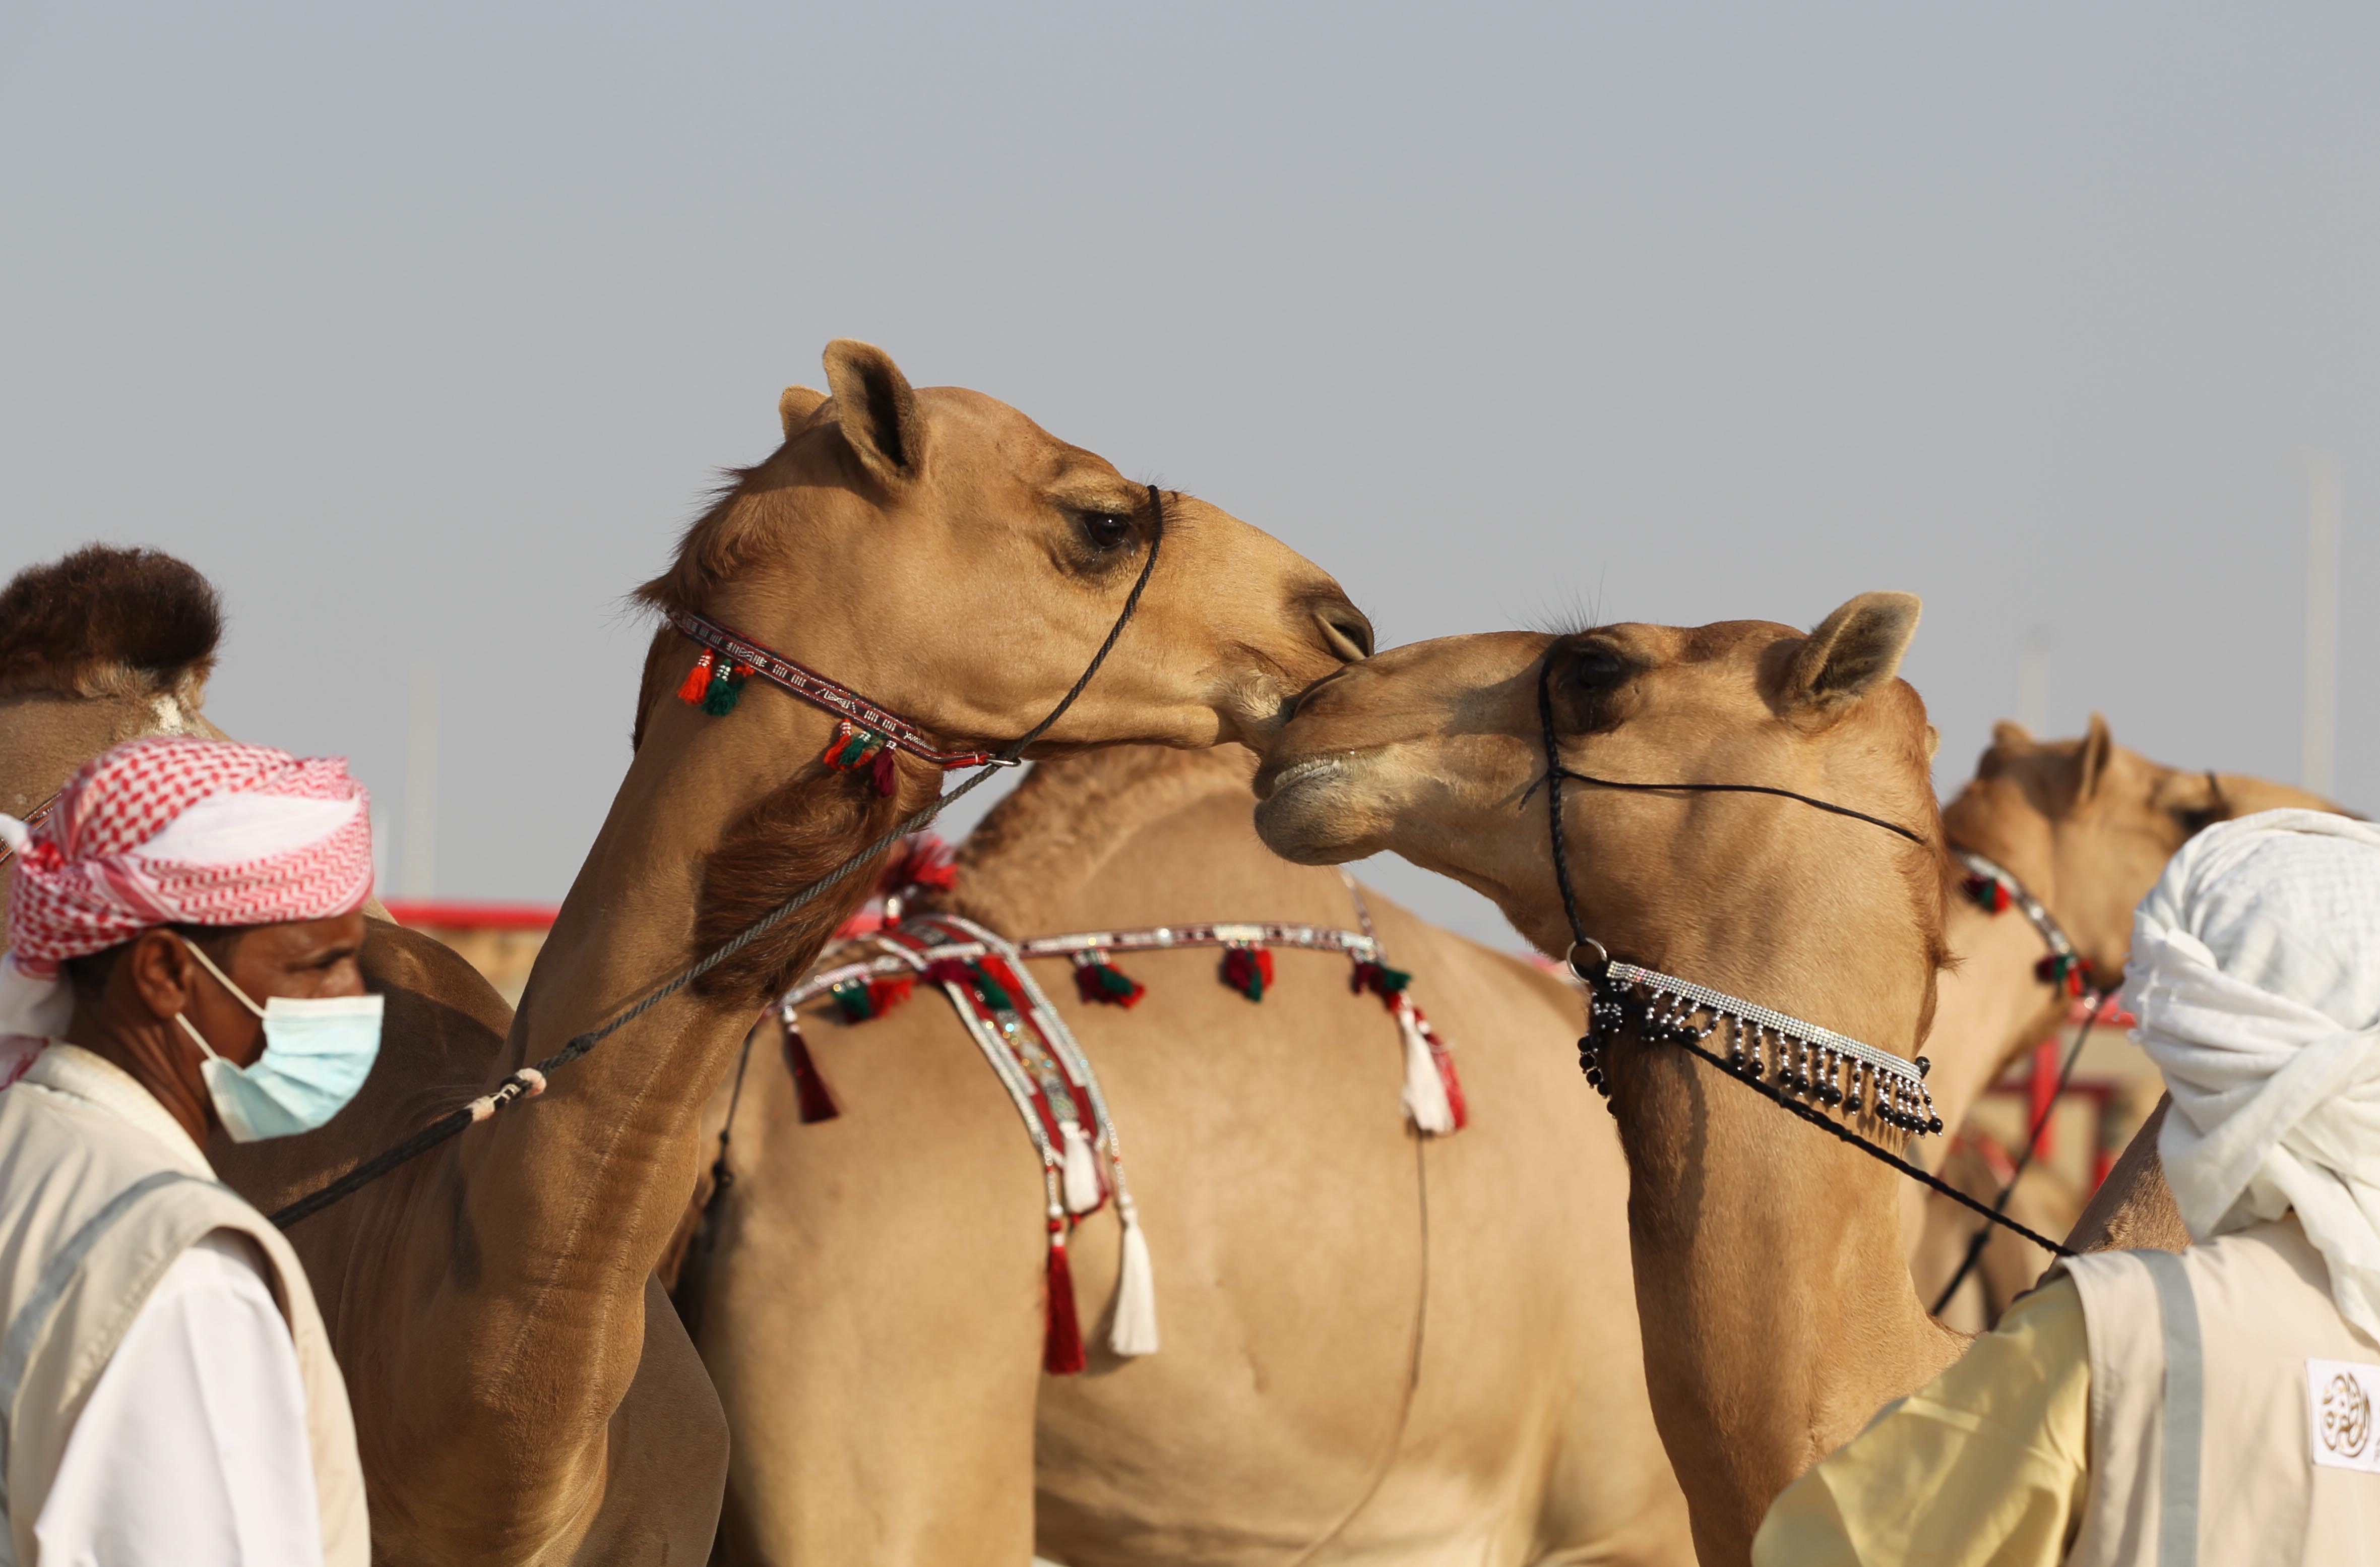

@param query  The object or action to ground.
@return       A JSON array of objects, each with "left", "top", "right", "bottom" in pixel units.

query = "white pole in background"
[
  {"left": 2015, "top": 625, "right": 2054, "bottom": 736},
  {"left": 402, "top": 662, "right": 439, "bottom": 899},
  {"left": 2303, "top": 457, "right": 2341, "bottom": 800}
]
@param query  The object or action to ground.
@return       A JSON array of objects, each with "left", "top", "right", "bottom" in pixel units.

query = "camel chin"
[{"left": 1252, "top": 751, "right": 1392, "bottom": 864}]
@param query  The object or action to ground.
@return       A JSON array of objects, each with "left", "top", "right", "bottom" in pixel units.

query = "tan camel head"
[
  {"left": 636, "top": 339, "right": 1371, "bottom": 755},
  {"left": 1255, "top": 595, "right": 1946, "bottom": 1004},
  {"left": 1941, "top": 716, "right": 2348, "bottom": 980}
]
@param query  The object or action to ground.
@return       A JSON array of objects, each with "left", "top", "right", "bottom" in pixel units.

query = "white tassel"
[
  {"left": 1109, "top": 1198, "right": 1159, "bottom": 1356},
  {"left": 1060, "top": 1121, "right": 1102, "bottom": 1213},
  {"left": 1398, "top": 1001, "right": 1456, "bottom": 1135}
]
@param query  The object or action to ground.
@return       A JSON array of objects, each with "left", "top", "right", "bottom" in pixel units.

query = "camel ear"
[
  {"left": 1992, "top": 720, "right": 2034, "bottom": 750},
  {"left": 1924, "top": 725, "right": 1940, "bottom": 761},
  {"left": 821, "top": 340, "right": 926, "bottom": 484},
  {"left": 779, "top": 385, "right": 827, "bottom": 438},
  {"left": 1785, "top": 592, "right": 1922, "bottom": 713},
  {"left": 2077, "top": 712, "right": 2114, "bottom": 800}
]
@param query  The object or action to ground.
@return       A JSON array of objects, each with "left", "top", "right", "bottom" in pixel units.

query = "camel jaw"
[{"left": 1253, "top": 750, "right": 1389, "bottom": 864}]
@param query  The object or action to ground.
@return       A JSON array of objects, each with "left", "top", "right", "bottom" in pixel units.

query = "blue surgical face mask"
[{"left": 172, "top": 936, "right": 383, "bottom": 1143}]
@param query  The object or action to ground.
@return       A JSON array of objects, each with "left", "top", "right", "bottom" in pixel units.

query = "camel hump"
[{"left": 0, "top": 545, "right": 224, "bottom": 703}]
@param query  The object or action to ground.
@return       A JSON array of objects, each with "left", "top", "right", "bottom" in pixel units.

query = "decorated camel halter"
[
  {"left": 268, "top": 489, "right": 1167, "bottom": 1230},
  {"left": 1532, "top": 652, "right": 2078, "bottom": 1258},
  {"left": 1955, "top": 849, "right": 2092, "bottom": 998},
  {"left": 711, "top": 867, "right": 1466, "bottom": 1373},
  {"left": 665, "top": 609, "right": 1012, "bottom": 793},
  {"left": 1930, "top": 847, "right": 2113, "bottom": 1308}
]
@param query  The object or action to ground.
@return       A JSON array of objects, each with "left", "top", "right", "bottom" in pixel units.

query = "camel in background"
[
  {"left": 684, "top": 745, "right": 1692, "bottom": 1565},
  {"left": 1909, "top": 721, "right": 2337, "bottom": 1317},
  {"left": 1249, "top": 599, "right": 1969, "bottom": 1566}
]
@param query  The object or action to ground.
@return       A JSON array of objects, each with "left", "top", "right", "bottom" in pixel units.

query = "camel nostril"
[{"left": 1317, "top": 607, "right": 1374, "bottom": 664}]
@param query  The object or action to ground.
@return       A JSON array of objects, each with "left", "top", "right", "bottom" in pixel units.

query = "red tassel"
[
  {"left": 869, "top": 746, "right": 899, "bottom": 797},
  {"left": 866, "top": 976, "right": 914, "bottom": 1015},
  {"left": 676, "top": 648, "right": 716, "bottom": 705},
  {"left": 783, "top": 1016, "right": 840, "bottom": 1123},
  {"left": 1043, "top": 1223, "right": 1087, "bottom": 1374}
]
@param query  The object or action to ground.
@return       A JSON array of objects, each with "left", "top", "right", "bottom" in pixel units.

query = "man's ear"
[
  {"left": 2076, "top": 712, "right": 2115, "bottom": 800},
  {"left": 821, "top": 340, "right": 925, "bottom": 485},
  {"left": 1785, "top": 592, "right": 1922, "bottom": 714},
  {"left": 779, "top": 385, "right": 827, "bottom": 439}
]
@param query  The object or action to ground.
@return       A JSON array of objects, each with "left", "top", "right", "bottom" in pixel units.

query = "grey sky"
[{"left": 6, "top": 3, "right": 2374, "bottom": 947}]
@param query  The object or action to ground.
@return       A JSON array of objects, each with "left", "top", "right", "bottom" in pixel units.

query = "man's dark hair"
[{"left": 62, "top": 925, "right": 246, "bottom": 1000}]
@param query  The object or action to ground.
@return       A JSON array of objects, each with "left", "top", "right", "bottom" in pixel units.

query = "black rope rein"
[
  {"left": 1533, "top": 652, "right": 2077, "bottom": 1268},
  {"left": 1929, "top": 999, "right": 2101, "bottom": 1310},
  {"left": 272, "top": 487, "right": 1169, "bottom": 1230}
]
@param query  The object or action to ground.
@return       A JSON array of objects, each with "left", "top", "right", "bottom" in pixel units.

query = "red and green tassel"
[
  {"left": 830, "top": 975, "right": 915, "bottom": 1024},
  {"left": 927, "top": 956, "right": 1017, "bottom": 1016},
  {"left": 1072, "top": 951, "right": 1146, "bottom": 1008},
  {"left": 1220, "top": 943, "right": 1274, "bottom": 1001},
  {"left": 1351, "top": 959, "right": 1412, "bottom": 1002},
  {"left": 822, "top": 721, "right": 899, "bottom": 795},
  {"left": 2036, "top": 951, "right": 2087, "bottom": 997},
  {"left": 1962, "top": 871, "right": 2013, "bottom": 914}
]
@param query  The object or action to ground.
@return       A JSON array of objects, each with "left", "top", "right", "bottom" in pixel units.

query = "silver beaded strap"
[
  {"left": 1604, "top": 960, "right": 1940, "bottom": 1133},
  {"left": 1954, "top": 849, "right": 2080, "bottom": 970}
]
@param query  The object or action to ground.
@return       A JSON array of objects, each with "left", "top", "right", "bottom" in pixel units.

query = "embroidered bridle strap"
[
  {"left": 665, "top": 609, "right": 1001, "bottom": 770},
  {"left": 269, "top": 489, "right": 1166, "bottom": 1230}
]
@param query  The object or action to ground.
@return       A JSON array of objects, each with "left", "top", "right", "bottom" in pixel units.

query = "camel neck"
[
  {"left": 427, "top": 665, "right": 936, "bottom": 1541},
  {"left": 1600, "top": 849, "right": 1962, "bottom": 1566},
  {"left": 943, "top": 746, "right": 1256, "bottom": 935}
]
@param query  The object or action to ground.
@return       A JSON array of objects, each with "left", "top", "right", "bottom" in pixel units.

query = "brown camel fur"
[
  {"left": 1907, "top": 721, "right": 2338, "bottom": 1300},
  {"left": 683, "top": 745, "right": 1693, "bottom": 1565},
  {"left": 1249, "top": 600, "right": 1964, "bottom": 1567}
]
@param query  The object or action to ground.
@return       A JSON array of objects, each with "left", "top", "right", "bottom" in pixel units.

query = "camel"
[
  {"left": 1907, "top": 720, "right": 2337, "bottom": 1314},
  {"left": 1247, "top": 599, "right": 1981, "bottom": 1566},
  {"left": 285, "top": 340, "right": 1367, "bottom": 1563},
  {"left": 682, "top": 743, "right": 1693, "bottom": 1565},
  {"left": 7, "top": 336, "right": 1371, "bottom": 1564}
]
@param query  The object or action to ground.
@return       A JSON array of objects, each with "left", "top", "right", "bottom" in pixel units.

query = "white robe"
[{"left": 3, "top": 1041, "right": 323, "bottom": 1566}]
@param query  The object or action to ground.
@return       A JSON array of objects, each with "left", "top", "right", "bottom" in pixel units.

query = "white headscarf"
[{"left": 2125, "top": 808, "right": 2380, "bottom": 1341}]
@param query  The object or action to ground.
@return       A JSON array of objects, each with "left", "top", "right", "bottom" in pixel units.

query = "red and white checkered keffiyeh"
[{"left": 2, "top": 735, "right": 373, "bottom": 983}]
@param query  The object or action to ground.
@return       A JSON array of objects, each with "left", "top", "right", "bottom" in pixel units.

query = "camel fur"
[{"left": 683, "top": 745, "right": 1693, "bottom": 1565}]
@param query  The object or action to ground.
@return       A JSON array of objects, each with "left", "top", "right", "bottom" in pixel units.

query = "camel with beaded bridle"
[
  {"left": 679, "top": 741, "right": 1693, "bottom": 1565},
  {"left": 1907, "top": 720, "right": 2338, "bottom": 1315},
  {"left": 4, "top": 338, "right": 1372, "bottom": 1563},
  {"left": 1246, "top": 601, "right": 2354, "bottom": 1564},
  {"left": 1245, "top": 597, "right": 1997, "bottom": 1567}
]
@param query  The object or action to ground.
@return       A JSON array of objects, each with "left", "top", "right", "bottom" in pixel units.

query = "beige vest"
[
  {"left": 2059, "top": 1218, "right": 2380, "bottom": 1567},
  {"left": 0, "top": 1043, "right": 366, "bottom": 1566}
]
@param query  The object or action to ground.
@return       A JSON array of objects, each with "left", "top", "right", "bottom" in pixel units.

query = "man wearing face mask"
[{"left": 0, "top": 736, "right": 374, "bottom": 1567}]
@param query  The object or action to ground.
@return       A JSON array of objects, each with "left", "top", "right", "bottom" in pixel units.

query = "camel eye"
[
  {"left": 1570, "top": 646, "right": 1626, "bottom": 689},
  {"left": 1079, "top": 511, "right": 1134, "bottom": 552}
]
